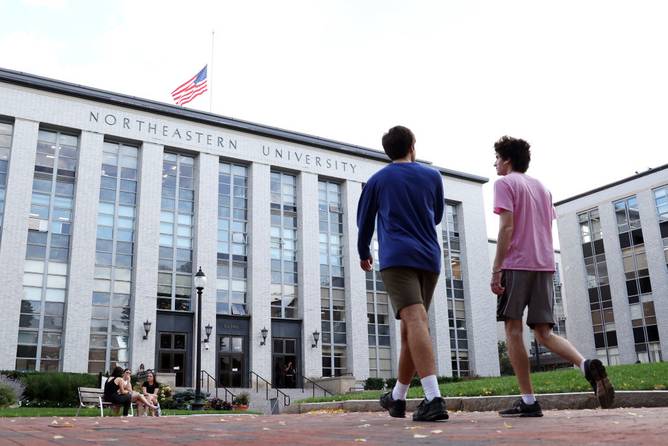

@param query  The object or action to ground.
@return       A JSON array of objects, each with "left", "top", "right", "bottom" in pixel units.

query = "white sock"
[
  {"left": 420, "top": 375, "right": 441, "bottom": 402},
  {"left": 392, "top": 381, "right": 410, "bottom": 401},
  {"left": 579, "top": 359, "right": 587, "bottom": 375},
  {"left": 521, "top": 394, "right": 536, "bottom": 405}
]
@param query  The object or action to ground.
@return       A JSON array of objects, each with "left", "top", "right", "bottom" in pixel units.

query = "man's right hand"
[{"left": 360, "top": 257, "right": 373, "bottom": 271}]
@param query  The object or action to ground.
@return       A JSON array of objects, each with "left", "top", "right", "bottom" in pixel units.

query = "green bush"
[
  {"left": 364, "top": 377, "right": 385, "bottom": 390},
  {"left": 0, "top": 383, "right": 16, "bottom": 407},
  {"left": 18, "top": 372, "right": 98, "bottom": 407},
  {"left": 385, "top": 378, "right": 397, "bottom": 390}
]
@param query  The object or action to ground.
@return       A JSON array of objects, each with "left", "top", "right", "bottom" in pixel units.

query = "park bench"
[{"left": 76, "top": 387, "right": 135, "bottom": 417}]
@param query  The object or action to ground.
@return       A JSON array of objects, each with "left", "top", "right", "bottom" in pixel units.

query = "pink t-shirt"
[{"left": 493, "top": 172, "right": 556, "bottom": 271}]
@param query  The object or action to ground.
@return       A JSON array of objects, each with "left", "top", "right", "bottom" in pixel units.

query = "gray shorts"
[
  {"left": 380, "top": 267, "right": 439, "bottom": 319},
  {"left": 496, "top": 270, "right": 555, "bottom": 328}
]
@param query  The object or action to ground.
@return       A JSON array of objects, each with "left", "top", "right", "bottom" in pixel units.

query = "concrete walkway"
[{"left": 1, "top": 407, "right": 667, "bottom": 445}]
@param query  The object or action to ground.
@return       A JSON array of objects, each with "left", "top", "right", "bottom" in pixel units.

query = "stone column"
[
  {"left": 0, "top": 119, "right": 38, "bottom": 369},
  {"left": 130, "top": 142, "right": 163, "bottom": 370},
  {"left": 62, "top": 131, "right": 103, "bottom": 372},
  {"left": 248, "top": 162, "right": 272, "bottom": 378},
  {"left": 297, "top": 172, "right": 322, "bottom": 378},
  {"left": 193, "top": 153, "right": 219, "bottom": 379},
  {"left": 342, "top": 180, "right": 369, "bottom": 381}
]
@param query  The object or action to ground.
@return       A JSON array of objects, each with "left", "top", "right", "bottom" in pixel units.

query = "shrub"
[
  {"left": 233, "top": 391, "right": 250, "bottom": 406},
  {"left": 207, "top": 397, "right": 233, "bottom": 410},
  {"left": 385, "top": 378, "right": 397, "bottom": 389},
  {"left": 0, "top": 383, "right": 16, "bottom": 407},
  {"left": 0, "top": 375, "right": 25, "bottom": 404},
  {"left": 19, "top": 372, "right": 98, "bottom": 407},
  {"left": 157, "top": 383, "right": 173, "bottom": 406},
  {"left": 364, "top": 377, "right": 385, "bottom": 390},
  {"left": 170, "top": 389, "right": 210, "bottom": 409}
]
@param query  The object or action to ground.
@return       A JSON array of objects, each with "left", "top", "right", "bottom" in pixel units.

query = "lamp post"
[{"left": 192, "top": 267, "right": 206, "bottom": 410}]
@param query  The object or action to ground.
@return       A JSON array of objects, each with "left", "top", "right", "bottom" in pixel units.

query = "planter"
[{"left": 232, "top": 404, "right": 248, "bottom": 411}]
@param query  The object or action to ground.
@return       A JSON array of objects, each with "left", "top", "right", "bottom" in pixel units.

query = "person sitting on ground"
[
  {"left": 120, "top": 368, "right": 157, "bottom": 414},
  {"left": 103, "top": 366, "right": 132, "bottom": 416},
  {"left": 141, "top": 370, "right": 161, "bottom": 416}
]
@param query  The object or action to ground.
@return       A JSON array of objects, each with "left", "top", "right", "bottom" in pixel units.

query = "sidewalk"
[{"left": 1, "top": 407, "right": 666, "bottom": 445}]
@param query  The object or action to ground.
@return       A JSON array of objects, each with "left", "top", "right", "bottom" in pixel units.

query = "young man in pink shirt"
[{"left": 491, "top": 136, "right": 615, "bottom": 417}]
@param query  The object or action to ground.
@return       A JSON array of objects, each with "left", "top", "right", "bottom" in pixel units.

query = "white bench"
[{"left": 76, "top": 387, "right": 135, "bottom": 417}]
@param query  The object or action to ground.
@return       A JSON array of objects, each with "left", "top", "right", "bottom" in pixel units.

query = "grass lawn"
[
  {"left": 299, "top": 362, "right": 668, "bottom": 403},
  {"left": 0, "top": 407, "right": 259, "bottom": 417}
]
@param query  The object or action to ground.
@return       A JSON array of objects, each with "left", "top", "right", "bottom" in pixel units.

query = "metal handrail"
[
  {"left": 249, "top": 370, "right": 291, "bottom": 406},
  {"left": 300, "top": 376, "right": 332, "bottom": 398},
  {"left": 200, "top": 370, "right": 237, "bottom": 403}
]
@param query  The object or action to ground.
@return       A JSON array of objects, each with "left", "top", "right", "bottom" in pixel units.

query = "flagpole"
[{"left": 209, "top": 30, "right": 214, "bottom": 113}]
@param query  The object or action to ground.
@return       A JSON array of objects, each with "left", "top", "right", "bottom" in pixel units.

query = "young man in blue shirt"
[{"left": 357, "top": 125, "right": 448, "bottom": 422}]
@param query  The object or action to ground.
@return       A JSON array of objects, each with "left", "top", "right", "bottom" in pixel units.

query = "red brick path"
[{"left": 0, "top": 407, "right": 666, "bottom": 445}]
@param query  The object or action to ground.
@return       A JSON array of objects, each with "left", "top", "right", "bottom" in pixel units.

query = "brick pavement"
[{"left": 0, "top": 407, "right": 666, "bottom": 445}]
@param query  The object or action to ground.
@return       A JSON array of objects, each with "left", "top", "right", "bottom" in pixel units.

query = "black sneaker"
[
  {"left": 379, "top": 391, "right": 406, "bottom": 418},
  {"left": 584, "top": 359, "right": 615, "bottom": 408},
  {"left": 499, "top": 398, "right": 543, "bottom": 417},
  {"left": 412, "top": 397, "right": 449, "bottom": 422}
]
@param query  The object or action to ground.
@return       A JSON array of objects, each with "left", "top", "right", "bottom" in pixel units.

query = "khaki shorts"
[
  {"left": 380, "top": 267, "right": 440, "bottom": 319},
  {"left": 496, "top": 270, "right": 555, "bottom": 328}
]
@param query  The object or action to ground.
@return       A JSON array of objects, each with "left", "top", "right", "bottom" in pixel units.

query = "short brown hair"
[{"left": 382, "top": 126, "right": 414, "bottom": 160}]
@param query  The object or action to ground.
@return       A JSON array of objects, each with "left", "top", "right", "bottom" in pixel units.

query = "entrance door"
[
  {"left": 157, "top": 332, "right": 187, "bottom": 386},
  {"left": 218, "top": 336, "right": 245, "bottom": 387},
  {"left": 272, "top": 338, "right": 298, "bottom": 388}
]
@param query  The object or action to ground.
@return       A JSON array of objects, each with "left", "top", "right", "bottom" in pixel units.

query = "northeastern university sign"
[{"left": 90, "top": 110, "right": 358, "bottom": 174}]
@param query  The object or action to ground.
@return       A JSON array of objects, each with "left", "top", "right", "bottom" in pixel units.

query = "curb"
[{"left": 283, "top": 390, "right": 668, "bottom": 414}]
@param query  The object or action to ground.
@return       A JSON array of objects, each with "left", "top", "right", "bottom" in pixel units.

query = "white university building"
[
  {"left": 555, "top": 165, "right": 668, "bottom": 365},
  {"left": 0, "top": 67, "right": 500, "bottom": 393}
]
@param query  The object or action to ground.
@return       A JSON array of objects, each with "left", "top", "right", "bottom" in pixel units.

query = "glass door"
[
  {"left": 157, "top": 332, "right": 187, "bottom": 386},
  {"left": 218, "top": 336, "right": 245, "bottom": 387}
]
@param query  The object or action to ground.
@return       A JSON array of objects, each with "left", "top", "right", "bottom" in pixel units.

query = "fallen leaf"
[
  {"left": 504, "top": 422, "right": 513, "bottom": 429},
  {"left": 262, "top": 427, "right": 270, "bottom": 431},
  {"left": 278, "top": 421, "right": 286, "bottom": 426},
  {"left": 354, "top": 439, "right": 367, "bottom": 443},
  {"left": 628, "top": 412, "right": 638, "bottom": 417},
  {"left": 414, "top": 434, "right": 428, "bottom": 438},
  {"left": 358, "top": 424, "right": 371, "bottom": 428},
  {"left": 53, "top": 435, "right": 64, "bottom": 440},
  {"left": 431, "top": 430, "right": 443, "bottom": 434}
]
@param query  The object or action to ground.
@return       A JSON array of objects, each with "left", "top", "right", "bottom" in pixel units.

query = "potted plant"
[{"left": 232, "top": 392, "right": 250, "bottom": 410}]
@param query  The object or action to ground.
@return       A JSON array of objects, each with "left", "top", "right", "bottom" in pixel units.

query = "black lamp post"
[
  {"left": 192, "top": 267, "right": 207, "bottom": 410},
  {"left": 312, "top": 330, "right": 320, "bottom": 348}
]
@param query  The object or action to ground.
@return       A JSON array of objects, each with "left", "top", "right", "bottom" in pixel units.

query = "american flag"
[{"left": 171, "top": 65, "right": 208, "bottom": 106}]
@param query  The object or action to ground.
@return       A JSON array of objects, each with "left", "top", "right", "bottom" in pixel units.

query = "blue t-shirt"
[{"left": 357, "top": 162, "right": 444, "bottom": 273}]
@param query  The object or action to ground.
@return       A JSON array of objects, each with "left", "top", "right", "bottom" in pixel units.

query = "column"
[
  {"left": 248, "top": 162, "right": 271, "bottom": 377},
  {"left": 0, "top": 119, "right": 38, "bottom": 370},
  {"left": 342, "top": 181, "right": 369, "bottom": 381},
  {"left": 130, "top": 142, "right": 163, "bottom": 370},
  {"left": 62, "top": 131, "right": 103, "bottom": 372},
  {"left": 193, "top": 153, "right": 219, "bottom": 378},
  {"left": 298, "top": 172, "right": 322, "bottom": 378}
]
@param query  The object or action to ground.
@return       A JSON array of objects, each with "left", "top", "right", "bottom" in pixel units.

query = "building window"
[
  {"left": 614, "top": 196, "right": 661, "bottom": 362},
  {"left": 0, "top": 120, "right": 13, "bottom": 243},
  {"left": 367, "top": 239, "right": 392, "bottom": 379},
  {"left": 653, "top": 185, "right": 668, "bottom": 270},
  {"left": 17, "top": 129, "right": 78, "bottom": 371},
  {"left": 552, "top": 262, "right": 567, "bottom": 338},
  {"left": 217, "top": 162, "right": 248, "bottom": 315},
  {"left": 270, "top": 171, "right": 298, "bottom": 319},
  {"left": 157, "top": 153, "right": 195, "bottom": 311},
  {"left": 319, "top": 180, "right": 346, "bottom": 377},
  {"left": 577, "top": 208, "right": 619, "bottom": 365},
  {"left": 443, "top": 203, "right": 469, "bottom": 376},
  {"left": 88, "top": 142, "right": 137, "bottom": 373}
]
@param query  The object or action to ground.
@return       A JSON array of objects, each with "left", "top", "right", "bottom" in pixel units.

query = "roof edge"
[{"left": 0, "top": 67, "right": 488, "bottom": 184}]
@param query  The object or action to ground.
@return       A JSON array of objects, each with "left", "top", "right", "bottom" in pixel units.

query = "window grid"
[
  {"left": 366, "top": 239, "right": 392, "bottom": 379},
  {"left": 270, "top": 171, "right": 298, "bottom": 319},
  {"left": 653, "top": 185, "right": 668, "bottom": 271},
  {"left": 552, "top": 264, "right": 567, "bottom": 338},
  {"left": 17, "top": 129, "right": 78, "bottom": 371},
  {"left": 319, "top": 180, "right": 346, "bottom": 377},
  {"left": 0, "top": 120, "right": 12, "bottom": 242},
  {"left": 216, "top": 162, "right": 248, "bottom": 315},
  {"left": 157, "top": 153, "right": 194, "bottom": 311},
  {"left": 443, "top": 203, "right": 469, "bottom": 376},
  {"left": 88, "top": 142, "right": 137, "bottom": 373},
  {"left": 578, "top": 208, "right": 619, "bottom": 365},
  {"left": 614, "top": 196, "right": 661, "bottom": 362}
]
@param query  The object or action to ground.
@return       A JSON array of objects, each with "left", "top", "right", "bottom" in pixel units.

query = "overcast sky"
[{"left": 2, "top": 0, "right": 667, "bottom": 242}]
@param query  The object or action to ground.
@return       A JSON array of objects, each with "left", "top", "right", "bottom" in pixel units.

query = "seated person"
[
  {"left": 121, "top": 368, "right": 157, "bottom": 414},
  {"left": 103, "top": 366, "right": 132, "bottom": 416},
  {"left": 142, "top": 370, "right": 161, "bottom": 416}
]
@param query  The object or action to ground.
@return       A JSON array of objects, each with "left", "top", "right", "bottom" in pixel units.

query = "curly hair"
[
  {"left": 494, "top": 136, "right": 531, "bottom": 173},
  {"left": 381, "top": 126, "right": 415, "bottom": 160}
]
